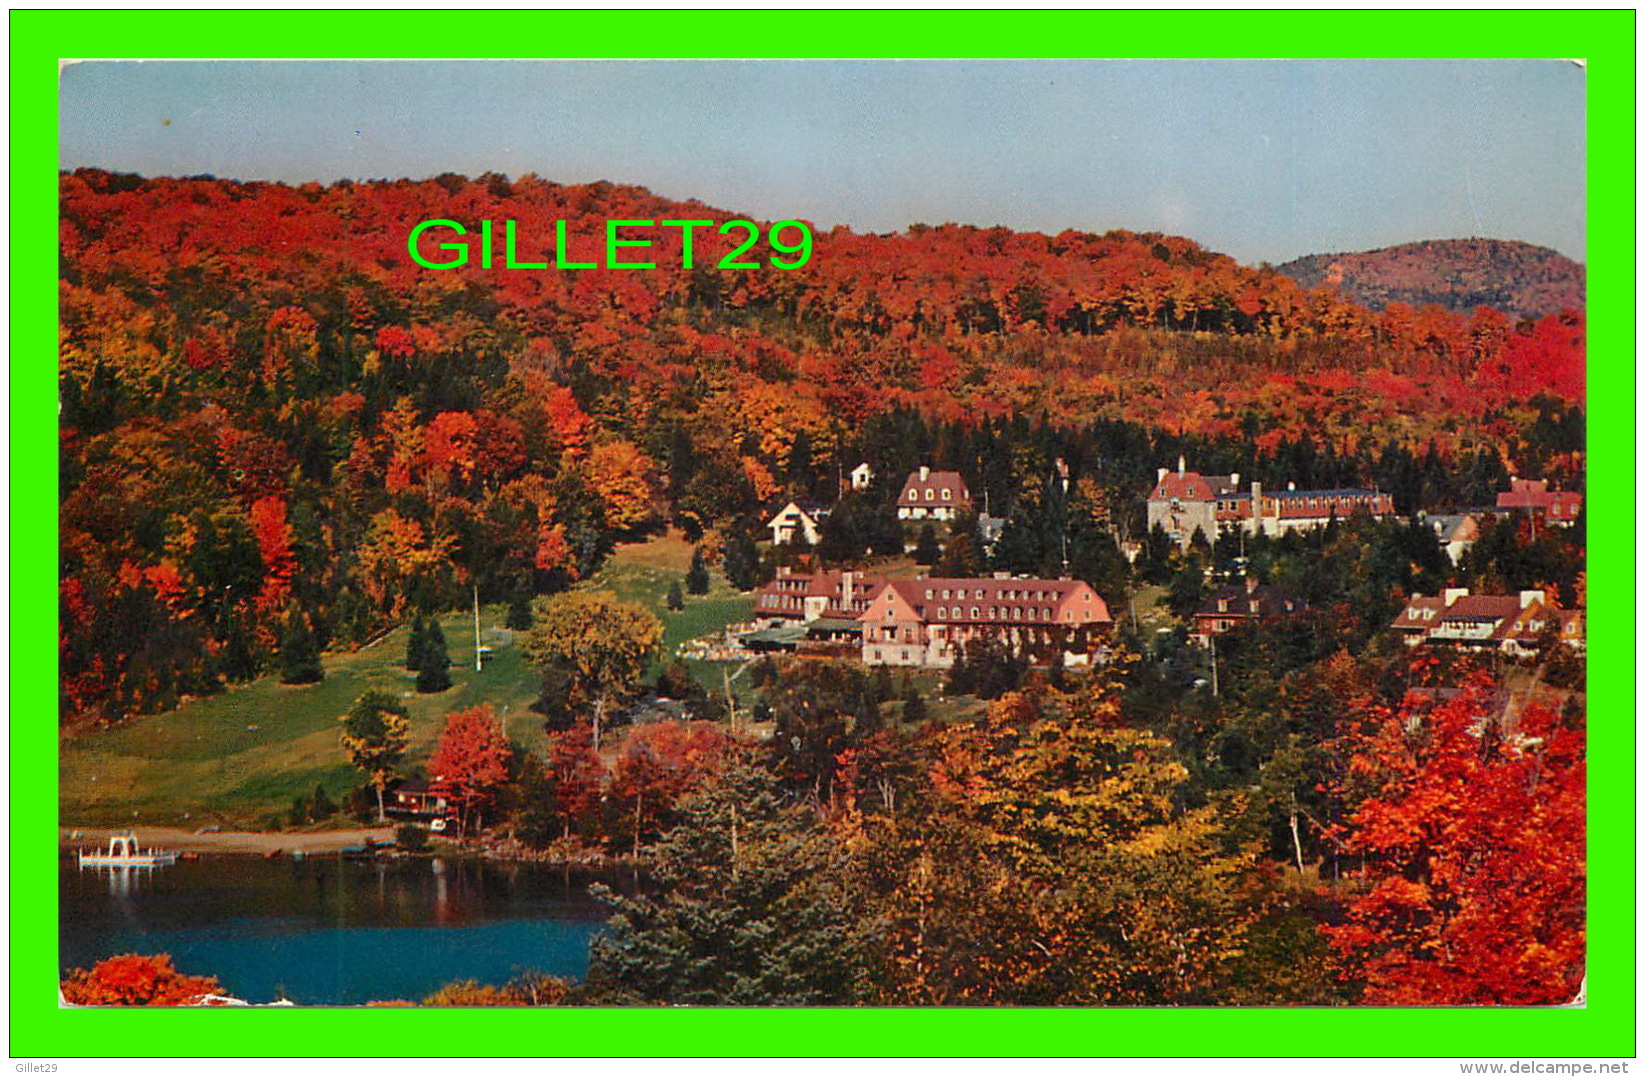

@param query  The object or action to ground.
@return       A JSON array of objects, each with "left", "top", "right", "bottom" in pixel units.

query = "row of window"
[
  {"left": 922, "top": 586, "right": 1059, "bottom": 602},
  {"left": 936, "top": 605, "right": 1050, "bottom": 622}
]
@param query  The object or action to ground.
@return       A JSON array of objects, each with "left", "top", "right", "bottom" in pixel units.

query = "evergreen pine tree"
[
  {"left": 686, "top": 546, "right": 711, "bottom": 594},
  {"left": 405, "top": 614, "right": 428, "bottom": 670},
  {"left": 416, "top": 618, "right": 453, "bottom": 693},
  {"left": 901, "top": 686, "right": 928, "bottom": 726},
  {"left": 666, "top": 580, "right": 685, "bottom": 611},
  {"left": 723, "top": 529, "right": 762, "bottom": 591},
  {"left": 913, "top": 524, "right": 941, "bottom": 565},
  {"left": 279, "top": 614, "right": 324, "bottom": 685},
  {"left": 505, "top": 585, "right": 535, "bottom": 630}
]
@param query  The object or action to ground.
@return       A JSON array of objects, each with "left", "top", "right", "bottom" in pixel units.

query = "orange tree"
[
  {"left": 429, "top": 703, "right": 512, "bottom": 838},
  {"left": 61, "top": 953, "right": 221, "bottom": 1006}
]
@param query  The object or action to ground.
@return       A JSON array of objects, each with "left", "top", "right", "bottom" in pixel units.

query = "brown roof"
[
  {"left": 1391, "top": 596, "right": 1447, "bottom": 631},
  {"left": 1442, "top": 595, "right": 1523, "bottom": 623},
  {"left": 1193, "top": 583, "right": 1306, "bottom": 621},
  {"left": 898, "top": 470, "right": 970, "bottom": 506},
  {"left": 754, "top": 570, "right": 884, "bottom": 619}
]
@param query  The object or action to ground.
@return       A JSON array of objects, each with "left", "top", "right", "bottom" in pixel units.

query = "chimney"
[
  {"left": 1287, "top": 481, "right": 1296, "bottom": 492},
  {"left": 1177, "top": 456, "right": 1186, "bottom": 476},
  {"left": 1157, "top": 467, "right": 1169, "bottom": 484},
  {"left": 1245, "top": 575, "right": 1259, "bottom": 595},
  {"left": 842, "top": 570, "right": 855, "bottom": 605},
  {"left": 1443, "top": 587, "right": 1469, "bottom": 606},
  {"left": 919, "top": 465, "right": 930, "bottom": 482},
  {"left": 1230, "top": 472, "right": 1240, "bottom": 488}
]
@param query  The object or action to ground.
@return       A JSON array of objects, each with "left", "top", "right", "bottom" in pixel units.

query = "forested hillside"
[
  {"left": 58, "top": 170, "right": 1585, "bottom": 724},
  {"left": 1277, "top": 238, "right": 1584, "bottom": 322}
]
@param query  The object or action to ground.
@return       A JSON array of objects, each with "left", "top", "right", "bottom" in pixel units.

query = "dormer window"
[
  {"left": 941, "top": 488, "right": 952, "bottom": 501},
  {"left": 925, "top": 489, "right": 934, "bottom": 501}
]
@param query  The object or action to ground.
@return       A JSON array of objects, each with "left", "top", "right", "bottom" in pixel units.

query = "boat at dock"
[{"left": 77, "top": 833, "right": 179, "bottom": 868}]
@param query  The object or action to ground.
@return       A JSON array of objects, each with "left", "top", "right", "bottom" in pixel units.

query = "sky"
[{"left": 59, "top": 59, "right": 1585, "bottom": 266}]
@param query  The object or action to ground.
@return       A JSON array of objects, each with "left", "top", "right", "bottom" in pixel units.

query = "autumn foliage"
[
  {"left": 1324, "top": 679, "right": 1586, "bottom": 1004},
  {"left": 61, "top": 953, "right": 221, "bottom": 1006}
]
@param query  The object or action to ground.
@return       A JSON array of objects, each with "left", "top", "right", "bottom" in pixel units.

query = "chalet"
[
  {"left": 1147, "top": 459, "right": 1393, "bottom": 549},
  {"left": 753, "top": 567, "right": 883, "bottom": 625},
  {"left": 387, "top": 778, "right": 454, "bottom": 819},
  {"left": 897, "top": 467, "right": 971, "bottom": 521},
  {"left": 766, "top": 501, "right": 829, "bottom": 546},
  {"left": 1390, "top": 587, "right": 1579, "bottom": 657},
  {"left": 1497, "top": 478, "right": 1583, "bottom": 527},
  {"left": 1190, "top": 576, "right": 1307, "bottom": 646},
  {"left": 859, "top": 576, "right": 1111, "bottom": 668},
  {"left": 849, "top": 462, "right": 874, "bottom": 491}
]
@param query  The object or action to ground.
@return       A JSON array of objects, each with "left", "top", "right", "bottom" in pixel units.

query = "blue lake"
[{"left": 60, "top": 856, "right": 627, "bottom": 1005}]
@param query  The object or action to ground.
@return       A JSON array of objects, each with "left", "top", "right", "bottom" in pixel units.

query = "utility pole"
[
  {"left": 1209, "top": 631, "right": 1220, "bottom": 697},
  {"left": 473, "top": 583, "right": 483, "bottom": 672}
]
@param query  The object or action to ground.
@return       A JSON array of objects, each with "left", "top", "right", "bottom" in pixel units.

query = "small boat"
[{"left": 78, "top": 832, "right": 179, "bottom": 868}]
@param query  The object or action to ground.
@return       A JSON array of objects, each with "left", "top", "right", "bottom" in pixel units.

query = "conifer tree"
[
  {"left": 686, "top": 546, "right": 711, "bottom": 594},
  {"left": 416, "top": 618, "right": 452, "bottom": 693},
  {"left": 279, "top": 613, "right": 324, "bottom": 685}
]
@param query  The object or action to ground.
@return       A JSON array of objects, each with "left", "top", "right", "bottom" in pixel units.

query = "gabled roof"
[
  {"left": 898, "top": 470, "right": 970, "bottom": 503},
  {"left": 868, "top": 577, "right": 1111, "bottom": 625},
  {"left": 1391, "top": 596, "right": 1446, "bottom": 630},
  {"left": 1151, "top": 472, "right": 1227, "bottom": 502},
  {"left": 1193, "top": 582, "right": 1306, "bottom": 620},
  {"left": 1441, "top": 595, "right": 1523, "bottom": 622}
]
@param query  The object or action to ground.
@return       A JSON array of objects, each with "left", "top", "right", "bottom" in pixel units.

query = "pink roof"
[
  {"left": 1151, "top": 472, "right": 1218, "bottom": 502},
  {"left": 871, "top": 577, "right": 1111, "bottom": 626},
  {"left": 1498, "top": 479, "right": 1583, "bottom": 514}
]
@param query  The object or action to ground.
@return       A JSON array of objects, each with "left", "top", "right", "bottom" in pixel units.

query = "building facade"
[
  {"left": 897, "top": 467, "right": 972, "bottom": 521},
  {"left": 1190, "top": 576, "right": 1307, "bottom": 646},
  {"left": 1497, "top": 478, "right": 1583, "bottom": 527},
  {"left": 1147, "top": 459, "right": 1394, "bottom": 549},
  {"left": 766, "top": 501, "right": 828, "bottom": 546},
  {"left": 753, "top": 567, "right": 883, "bottom": 625},
  {"left": 859, "top": 576, "right": 1111, "bottom": 668},
  {"left": 1390, "top": 587, "right": 1581, "bottom": 658}
]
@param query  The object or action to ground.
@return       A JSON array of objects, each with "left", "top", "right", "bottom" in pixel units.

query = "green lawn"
[{"left": 59, "top": 533, "right": 754, "bottom": 828}]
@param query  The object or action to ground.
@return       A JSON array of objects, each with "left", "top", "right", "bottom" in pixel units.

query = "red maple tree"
[{"left": 1324, "top": 678, "right": 1585, "bottom": 1004}]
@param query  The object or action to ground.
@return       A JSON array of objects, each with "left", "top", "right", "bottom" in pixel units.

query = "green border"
[{"left": 13, "top": 10, "right": 1635, "bottom": 1059}]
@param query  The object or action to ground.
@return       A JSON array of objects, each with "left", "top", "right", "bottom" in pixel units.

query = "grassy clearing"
[{"left": 60, "top": 533, "right": 753, "bottom": 828}]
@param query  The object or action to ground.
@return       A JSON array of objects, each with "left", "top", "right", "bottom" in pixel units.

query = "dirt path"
[{"left": 63, "top": 826, "right": 395, "bottom": 855}]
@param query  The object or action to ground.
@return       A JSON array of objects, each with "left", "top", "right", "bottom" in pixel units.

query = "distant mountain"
[{"left": 1277, "top": 239, "right": 1584, "bottom": 321}]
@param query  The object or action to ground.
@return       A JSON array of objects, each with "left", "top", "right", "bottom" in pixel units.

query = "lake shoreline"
[
  {"left": 60, "top": 825, "right": 648, "bottom": 869},
  {"left": 62, "top": 825, "right": 395, "bottom": 855}
]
